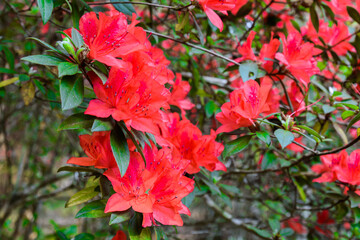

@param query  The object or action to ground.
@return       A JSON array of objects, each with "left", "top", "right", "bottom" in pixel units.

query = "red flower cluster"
[
  {"left": 312, "top": 150, "right": 360, "bottom": 186},
  {"left": 216, "top": 77, "right": 279, "bottom": 132},
  {"left": 67, "top": 10, "right": 227, "bottom": 227}
]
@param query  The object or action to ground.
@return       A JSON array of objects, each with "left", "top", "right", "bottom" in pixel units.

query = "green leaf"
[
  {"left": 74, "top": 233, "right": 95, "bottom": 240},
  {"left": 322, "top": 104, "right": 336, "bottom": 114},
  {"left": 111, "top": 0, "right": 136, "bottom": 16},
  {"left": 269, "top": 218, "right": 280, "bottom": 234},
  {"left": 340, "top": 102, "right": 359, "bottom": 110},
  {"left": 222, "top": 135, "right": 252, "bottom": 158},
  {"left": 37, "top": 0, "right": 54, "bottom": 24},
  {"left": 350, "top": 191, "right": 360, "bottom": 208},
  {"left": 261, "top": 152, "right": 277, "bottom": 170},
  {"left": 21, "top": 55, "right": 64, "bottom": 66},
  {"left": 111, "top": 124, "right": 130, "bottom": 177},
  {"left": 89, "top": 65, "right": 108, "bottom": 84},
  {"left": 91, "top": 119, "right": 113, "bottom": 132},
  {"left": 346, "top": 111, "right": 360, "bottom": 132},
  {"left": 71, "top": 28, "right": 84, "bottom": 48},
  {"left": 109, "top": 211, "right": 132, "bottom": 225},
  {"left": 57, "top": 166, "right": 101, "bottom": 174},
  {"left": 347, "top": 6, "right": 360, "bottom": 24},
  {"left": 296, "top": 125, "right": 322, "bottom": 141},
  {"left": 128, "top": 212, "right": 143, "bottom": 238},
  {"left": 280, "top": 228, "right": 294, "bottom": 237},
  {"left": 60, "top": 75, "right": 84, "bottom": 110},
  {"left": 342, "top": 110, "right": 355, "bottom": 120},
  {"left": 58, "top": 62, "right": 79, "bottom": 77},
  {"left": 293, "top": 178, "right": 306, "bottom": 202},
  {"left": 310, "top": 4, "right": 319, "bottom": 32},
  {"left": 205, "top": 100, "right": 218, "bottom": 118},
  {"left": 256, "top": 131, "right": 271, "bottom": 146},
  {"left": 239, "top": 62, "right": 258, "bottom": 82},
  {"left": 58, "top": 113, "right": 94, "bottom": 130},
  {"left": 75, "top": 200, "right": 109, "bottom": 218},
  {"left": 245, "top": 225, "right": 272, "bottom": 239},
  {"left": 274, "top": 129, "right": 294, "bottom": 149},
  {"left": 65, "top": 187, "right": 99, "bottom": 208}
]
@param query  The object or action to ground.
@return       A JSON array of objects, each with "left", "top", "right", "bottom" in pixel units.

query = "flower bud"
[{"left": 62, "top": 41, "right": 76, "bottom": 57}]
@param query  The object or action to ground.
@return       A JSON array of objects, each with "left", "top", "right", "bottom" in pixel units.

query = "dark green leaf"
[
  {"left": 274, "top": 129, "right": 294, "bottom": 149},
  {"left": 128, "top": 212, "right": 143, "bottom": 238},
  {"left": 310, "top": 4, "right": 319, "bottom": 32},
  {"left": 111, "top": 0, "right": 136, "bottom": 16},
  {"left": 21, "top": 55, "right": 64, "bottom": 66},
  {"left": 205, "top": 100, "right": 218, "bottom": 118},
  {"left": 109, "top": 211, "right": 132, "bottom": 225},
  {"left": 111, "top": 124, "right": 130, "bottom": 177},
  {"left": 75, "top": 200, "right": 109, "bottom": 218},
  {"left": 74, "top": 233, "right": 95, "bottom": 240},
  {"left": 57, "top": 166, "right": 101, "bottom": 174},
  {"left": 236, "top": 1, "right": 252, "bottom": 18},
  {"left": 58, "top": 113, "right": 94, "bottom": 130},
  {"left": 58, "top": 62, "right": 79, "bottom": 77},
  {"left": 347, "top": 6, "right": 360, "bottom": 24},
  {"left": 223, "top": 135, "right": 252, "bottom": 158},
  {"left": 256, "top": 131, "right": 271, "bottom": 146},
  {"left": 346, "top": 111, "right": 360, "bottom": 132},
  {"left": 261, "top": 152, "right": 277, "bottom": 170},
  {"left": 350, "top": 191, "right": 360, "bottom": 208},
  {"left": 37, "top": 0, "right": 53, "bottom": 24},
  {"left": 60, "top": 75, "right": 84, "bottom": 110},
  {"left": 280, "top": 228, "right": 294, "bottom": 237},
  {"left": 91, "top": 119, "right": 113, "bottom": 132}
]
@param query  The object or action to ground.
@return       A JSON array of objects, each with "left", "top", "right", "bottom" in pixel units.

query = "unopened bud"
[{"left": 62, "top": 41, "right": 76, "bottom": 57}]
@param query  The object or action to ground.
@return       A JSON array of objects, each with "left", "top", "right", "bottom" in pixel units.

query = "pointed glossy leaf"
[
  {"left": 37, "top": 0, "right": 53, "bottom": 23},
  {"left": 22, "top": 55, "right": 64, "bottom": 66},
  {"left": 256, "top": 131, "right": 271, "bottom": 146},
  {"left": 71, "top": 28, "right": 84, "bottom": 48},
  {"left": 57, "top": 166, "right": 101, "bottom": 174},
  {"left": 342, "top": 110, "right": 355, "bottom": 120},
  {"left": 75, "top": 200, "right": 110, "bottom": 218},
  {"left": 58, "top": 62, "right": 79, "bottom": 77},
  {"left": 60, "top": 75, "right": 84, "bottom": 110},
  {"left": 91, "top": 119, "right": 113, "bottom": 132},
  {"left": 110, "top": 124, "right": 130, "bottom": 177},
  {"left": 346, "top": 111, "right": 360, "bottom": 132},
  {"left": 347, "top": 6, "right": 360, "bottom": 24},
  {"left": 65, "top": 187, "right": 99, "bottom": 207},
  {"left": 274, "top": 129, "right": 294, "bottom": 149},
  {"left": 310, "top": 4, "right": 319, "bottom": 32},
  {"left": 58, "top": 113, "right": 95, "bottom": 131},
  {"left": 111, "top": 0, "right": 136, "bottom": 16},
  {"left": 109, "top": 211, "right": 132, "bottom": 225},
  {"left": 223, "top": 135, "right": 252, "bottom": 158}
]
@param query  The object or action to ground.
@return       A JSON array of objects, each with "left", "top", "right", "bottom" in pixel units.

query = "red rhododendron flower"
[
  {"left": 281, "top": 216, "right": 307, "bottom": 234},
  {"left": 275, "top": 32, "right": 319, "bottom": 86},
  {"left": 196, "top": 0, "right": 236, "bottom": 32},
  {"left": 334, "top": 150, "right": 360, "bottom": 185},
  {"left": 168, "top": 73, "right": 195, "bottom": 116},
  {"left": 67, "top": 131, "right": 116, "bottom": 169},
  {"left": 315, "top": 210, "right": 335, "bottom": 237},
  {"left": 85, "top": 67, "right": 170, "bottom": 134},
  {"left": 302, "top": 19, "right": 354, "bottom": 56},
  {"left": 158, "top": 113, "right": 226, "bottom": 174},
  {"left": 237, "top": 31, "right": 257, "bottom": 62},
  {"left": 78, "top": 11, "right": 146, "bottom": 68},
  {"left": 112, "top": 230, "right": 127, "bottom": 240},
  {"left": 311, "top": 150, "right": 347, "bottom": 183},
  {"left": 259, "top": 32, "right": 281, "bottom": 72},
  {"left": 216, "top": 77, "right": 278, "bottom": 133},
  {"left": 104, "top": 145, "right": 194, "bottom": 227}
]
